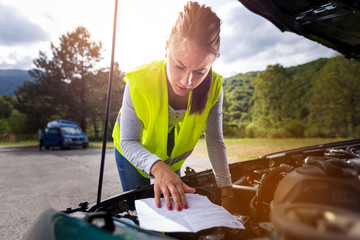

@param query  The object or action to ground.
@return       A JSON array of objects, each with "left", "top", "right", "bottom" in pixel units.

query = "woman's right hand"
[{"left": 150, "top": 161, "right": 196, "bottom": 211}]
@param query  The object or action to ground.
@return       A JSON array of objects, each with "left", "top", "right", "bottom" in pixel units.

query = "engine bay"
[{"left": 65, "top": 140, "right": 360, "bottom": 240}]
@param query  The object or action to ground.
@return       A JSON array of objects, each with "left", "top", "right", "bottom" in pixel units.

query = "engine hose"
[
  {"left": 255, "top": 166, "right": 291, "bottom": 219},
  {"left": 258, "top": 167, "right": 289, "bottom": 201}
]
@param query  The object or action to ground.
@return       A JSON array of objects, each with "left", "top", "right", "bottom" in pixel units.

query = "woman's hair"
[{"left": 169, "top": 1, "right": 221, "bottom": 114}]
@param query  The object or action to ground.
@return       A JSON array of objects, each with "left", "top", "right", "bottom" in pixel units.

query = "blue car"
[{"left": 43, "top": 120, "right": 89, "bottom": 149}]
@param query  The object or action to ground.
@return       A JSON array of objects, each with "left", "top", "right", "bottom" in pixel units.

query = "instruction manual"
[{"left": 135, "top": 193, "right": 245, "bottom": 232}]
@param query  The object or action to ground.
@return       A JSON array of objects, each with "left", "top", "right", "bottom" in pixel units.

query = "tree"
[
  {"left": 222, "top": 72, "right": 256, "bottom": 133},
  {"left": 16, "top": 26, "right": 103, "bottom": 132},
  {"left": 250, "top": 64, "right": 305, "bottom": 137},
  {"left": 0, "top": 96, "right": 11, "bottom": 119},
  {"left": 307, "top": 56, "right": 360, "bottom": 137},
  {"left": 15, "top": 79, "right": 62, "bottom": 132},
  {"left": 0, "top": 96, "right": 12, "bottom": 137},
  {"left": 86, "top": 63, "right": 125, "bottom": 140},
  {"left": 252, "top": 64, "right": 291, "bottom": 125},
  {"left": 54, "top": 27, "right": 103, "bottom": 130}
]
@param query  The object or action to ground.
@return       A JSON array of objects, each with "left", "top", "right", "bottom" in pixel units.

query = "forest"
[
  {"left": 223, "top": 57, "right": 360, "bottom": 138},
  {"left": 0, "top": 26, "right": 359, "bottom": 140}
]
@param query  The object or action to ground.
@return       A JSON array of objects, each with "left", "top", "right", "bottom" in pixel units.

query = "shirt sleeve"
[
  {"left": 205, "top": 89, "right": 232, "bottom": 188},
  {"left": 119, "top": 82, "right": 161, "bottom": 177}
]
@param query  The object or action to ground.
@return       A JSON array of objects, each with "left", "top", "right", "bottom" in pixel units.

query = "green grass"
[
  {"left": 0, "top": 140, "right": 38, "bottom": 146},
  {"left": 0, "top": 140, "right": 114, "bottom": 148},
  {"left": 89, "top": 141, "right": 114, "bottom": 148},
  {"left": 192, "top": 138, "right": 349, "bottom": 162}
]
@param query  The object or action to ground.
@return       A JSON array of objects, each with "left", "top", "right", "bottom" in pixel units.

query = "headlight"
[{"left": 64, "top": 138, "right": 72, "bottom": 142}]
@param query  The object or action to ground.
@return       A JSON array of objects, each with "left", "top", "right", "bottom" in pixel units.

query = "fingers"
[
  {"left": 153, "top": 178, "right": 192, "bottom": 211},
  {"left": 180, "top": 182, "right": 196, "bottom": 209},
  {"left": 160, "top": 179, "right": 183, "bottom": 211},
  {"left": 154, "top": 184, "right": 162, "bottom": 208},
  {"left": 176, "top": 183, "right": 188, "bottom": 210},
  {"left": 151, "top": 162, "right": 196, "bottom": 211},
  {"left": 183, "top": 182, "right": 196, "bottom": 194},
  {"left": 163, "top": 187, "right": 173, "bottom": 210}
]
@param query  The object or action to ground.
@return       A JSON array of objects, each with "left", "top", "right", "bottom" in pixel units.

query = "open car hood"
[{"left": 238, "top": 0, "right": 360, "bottom": 60}]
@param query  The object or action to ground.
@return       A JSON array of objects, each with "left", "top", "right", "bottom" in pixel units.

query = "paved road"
[{"left": 0, "top": 145, "right": 212, "bottom": 240}]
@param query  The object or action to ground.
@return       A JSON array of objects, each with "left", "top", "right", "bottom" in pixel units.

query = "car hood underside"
[{"left": 238, "top": 0, "right": 360, "bottom": 60}]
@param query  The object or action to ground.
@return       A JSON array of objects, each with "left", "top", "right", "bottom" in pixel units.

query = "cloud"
[
  {"left": 218, "top": 3, "right": 278, "bottom": 61},
  {"left": 215, "top": 2, "right": 337, "bottom": 76},
  {"left": 0, "top": 2, "right": 49, "bottom": 46},
  {"left": 0, "top": 51, "right": 34, "bottom": 70}
]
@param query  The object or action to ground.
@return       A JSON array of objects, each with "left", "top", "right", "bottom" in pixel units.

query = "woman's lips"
[{"left": 178, "top": 85, "right": 188, "bottom": 91}]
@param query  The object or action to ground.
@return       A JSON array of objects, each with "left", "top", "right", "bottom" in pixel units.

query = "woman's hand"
[
  {"left": 220, "top": 186, "right": 240, "bottom": 214},
  {"left": 151, "top": 161, "right": 196, "bottom": 211},
  {"left": 221, "top": 196, "right": 240, "bottom": 214}
]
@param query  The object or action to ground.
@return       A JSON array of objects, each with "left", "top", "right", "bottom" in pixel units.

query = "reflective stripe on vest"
[{"left": 112, "top": 60, "right": 222, "bottom": 178}]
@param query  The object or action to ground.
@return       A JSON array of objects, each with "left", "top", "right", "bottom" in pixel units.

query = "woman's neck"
[{"left": 167, "top": 80, "right": 188, "bottom": 110}]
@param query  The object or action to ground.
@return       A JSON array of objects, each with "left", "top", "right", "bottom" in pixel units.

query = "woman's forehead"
[{"left": 169, "top": 38, "right": 216, "bottom": 68}]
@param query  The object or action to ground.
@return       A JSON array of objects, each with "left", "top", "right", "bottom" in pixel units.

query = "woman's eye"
[
  {"left": 195, "top": 71, "right": 205, "bottom": 76},
  {"left": 175, "top": 65, "right": 185, "bottom": 70}
]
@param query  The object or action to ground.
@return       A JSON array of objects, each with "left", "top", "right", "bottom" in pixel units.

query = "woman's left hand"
[
  {"left": 220, "top": 186, "right": 240, "bottom": 214},
  {"left": 221, "top": 196, "right": 240, "bottom": 214}
]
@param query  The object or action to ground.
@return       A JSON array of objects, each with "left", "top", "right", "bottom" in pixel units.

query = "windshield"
[{"left": 60, "top": 127, "right": 82, "bottom": 135}]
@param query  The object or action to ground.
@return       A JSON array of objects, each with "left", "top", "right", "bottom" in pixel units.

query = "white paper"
[{"left": 135, "top": 193, "right": 245, "bottom": 232}]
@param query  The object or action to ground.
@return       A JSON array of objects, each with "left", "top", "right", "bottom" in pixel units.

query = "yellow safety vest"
[{"left": 112, "top": 60, "right": 222, "bottom": 178}]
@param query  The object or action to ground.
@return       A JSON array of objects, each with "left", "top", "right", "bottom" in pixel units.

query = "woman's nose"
[{"left": 180, "top": 72, "right": 192, "bottom": 86}]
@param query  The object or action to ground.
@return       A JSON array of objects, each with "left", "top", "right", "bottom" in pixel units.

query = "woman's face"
[{"left": 165, "top": 38, "right": 216, "bottom": 96}]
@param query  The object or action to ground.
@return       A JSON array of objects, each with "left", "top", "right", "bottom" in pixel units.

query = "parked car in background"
[{"left": 43, "top": 120, "right": 89, "bottom": 149}]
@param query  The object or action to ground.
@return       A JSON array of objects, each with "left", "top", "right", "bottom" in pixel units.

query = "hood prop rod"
[{"left": 97, "top": 0, "right": 119, "bottom": 207}]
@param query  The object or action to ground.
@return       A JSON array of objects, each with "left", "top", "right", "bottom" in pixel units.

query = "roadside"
[
  {"left": 0, "top": 140, "right": 114, "bottom": 149},
  {"left": 0, "top": 145, "right": 212, "bottom": 240},
  {"left": 0, "top": 146, "right": 120, "bottom": 240}
]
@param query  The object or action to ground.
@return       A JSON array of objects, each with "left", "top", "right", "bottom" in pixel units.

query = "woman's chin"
[{"left": 174, "top": 86, "right": 190, "bottom": 96}]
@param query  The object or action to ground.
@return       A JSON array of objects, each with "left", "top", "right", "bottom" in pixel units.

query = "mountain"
[{"left": 0, "top": 69, "right": 35, "bottom": 96}]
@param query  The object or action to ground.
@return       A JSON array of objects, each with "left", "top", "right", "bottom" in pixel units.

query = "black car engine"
[
  {"left": 237, "top": 145, "right": 360, "bottom": 240},
  {"left": 271, "top": 156, "right": 360, "bottom": 240}
]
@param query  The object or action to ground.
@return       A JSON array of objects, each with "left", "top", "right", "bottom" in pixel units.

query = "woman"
[{"left": 113, "top": 1, "right": 237, "bottom": 213}]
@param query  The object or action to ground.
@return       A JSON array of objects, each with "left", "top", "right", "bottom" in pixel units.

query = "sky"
[{"left": 0, "top": 0, "right": 339, "bottom": 77}]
